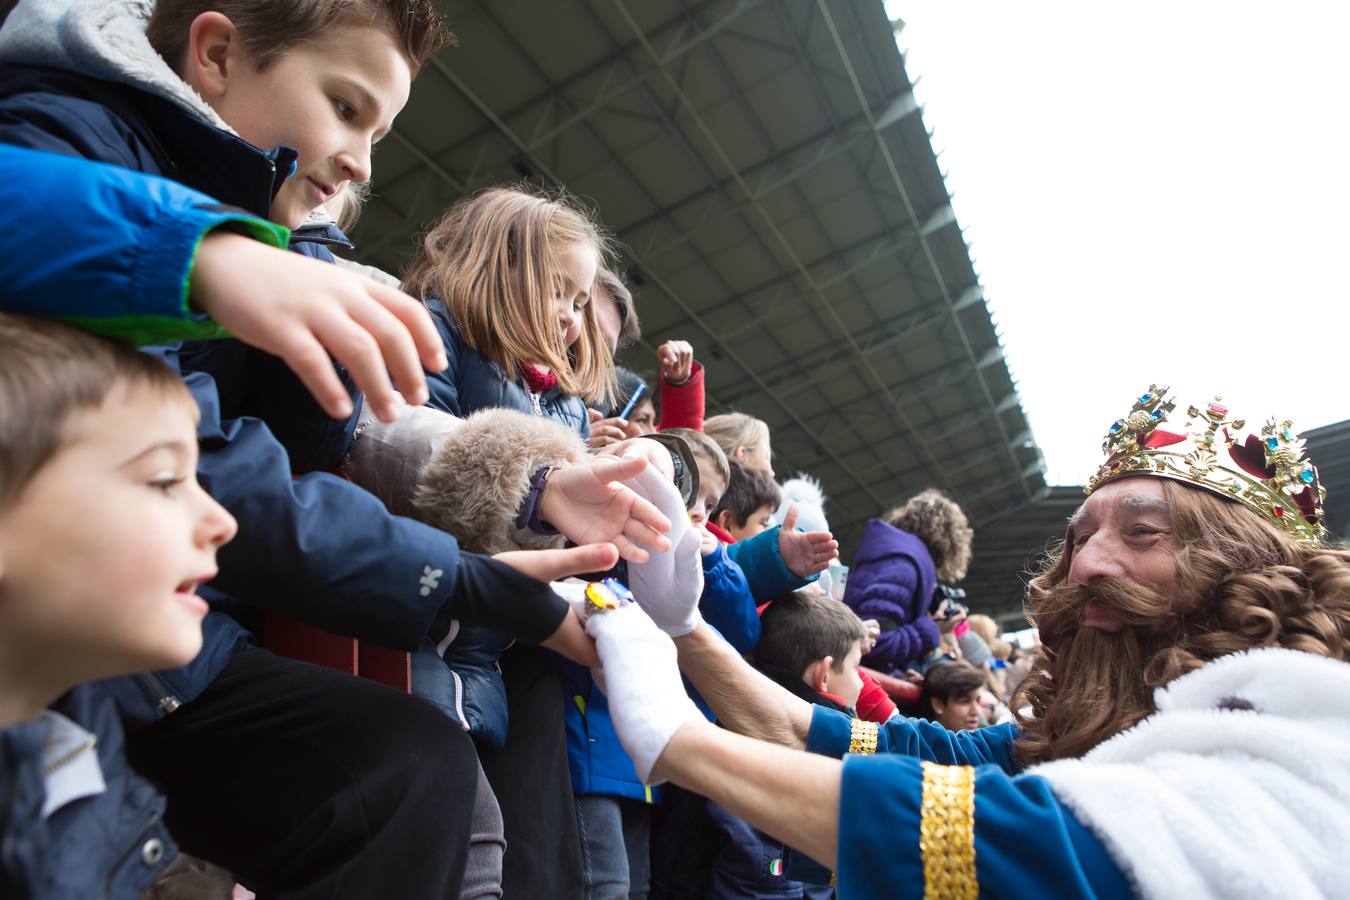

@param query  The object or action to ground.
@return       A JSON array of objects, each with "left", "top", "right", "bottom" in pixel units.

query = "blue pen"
[{"left": 618, "top": 382, "right": 648, "bottom": 420}]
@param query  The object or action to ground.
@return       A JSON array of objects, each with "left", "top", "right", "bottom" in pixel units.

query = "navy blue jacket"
[
  {"left": 843, "top": 519, "right": 940, "bottom": 675},
  {"left": 1, "top": 684, "right": 176, "bottom": 899},
  {"left": 0, "top": 64, "right": 565, "bottom": 723},
  {"left": 415, "top": 297, "right": 589, "bottom": 747},
  {"left": 422, "top": 295, "right": 591, "bottom": 434}
]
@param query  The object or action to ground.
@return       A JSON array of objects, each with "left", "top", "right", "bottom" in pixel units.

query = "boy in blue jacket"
[
  {"left": 0, "top": 314, "right": 237, "bottom": 899},
  {"left": 0, "top": 2, "right": 665, "bottom": 895}
]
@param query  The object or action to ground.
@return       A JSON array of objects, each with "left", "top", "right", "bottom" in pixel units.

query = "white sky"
[{"left": 887, "top": 2, "right": 1350, "bottom": 485}]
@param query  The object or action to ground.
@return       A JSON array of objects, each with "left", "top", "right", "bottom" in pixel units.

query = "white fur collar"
[
  {"left": 0, "top": 0, "right": 233, "bottom": 133},
  {"left": 1032, "top": 649, "right": 1350, "bottom": 899}
]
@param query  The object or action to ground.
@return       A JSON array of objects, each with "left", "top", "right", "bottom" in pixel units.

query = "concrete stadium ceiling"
[{"left": 349, "top": 0, "right": 1048, "bottom": 557}]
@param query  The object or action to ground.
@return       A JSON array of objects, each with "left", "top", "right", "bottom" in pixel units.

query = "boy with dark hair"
[
  {"left": 755, "top": 590, "right": 867, "bottom": 707},
  {"left": 652, "top": 587, "right": 865, "bottom": 898},
  {"left": 0, "top": 314, "right": 237, "bottom": 898},
  {"left": 711, "top": 459, "right": 782, "bottom": 543},
  {"left": 921, "top": 659, "right": 986, "bottom": 732},
  {"left": 0, "top": 2, "right": 669, "bottom": 895}
]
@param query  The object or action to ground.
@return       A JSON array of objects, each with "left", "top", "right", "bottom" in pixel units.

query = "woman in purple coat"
[{"left": 843, "top": 489, "right": 973, "bottom": 674}]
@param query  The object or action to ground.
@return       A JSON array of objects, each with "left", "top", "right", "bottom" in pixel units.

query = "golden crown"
[{"left": 1086, "top": 384, "right": 1327, "bottom": 546}]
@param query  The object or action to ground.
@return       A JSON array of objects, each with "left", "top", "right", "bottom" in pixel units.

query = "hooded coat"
[{"left": 0, "top": 0, "right": 565, "bottom": 725}]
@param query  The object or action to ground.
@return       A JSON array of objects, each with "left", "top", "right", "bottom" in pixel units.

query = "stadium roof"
[{"left": 350, "top": 0, "right": 1047, "bottom": 556}]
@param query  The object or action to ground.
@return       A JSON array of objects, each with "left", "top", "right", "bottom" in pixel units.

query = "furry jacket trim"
[{"left": 415, "top": 407, "right": 587, "bottom": 554}]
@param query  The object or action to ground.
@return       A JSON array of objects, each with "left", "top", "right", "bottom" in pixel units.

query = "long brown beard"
[{"left": 1013, "top": 578, "right": 1197, "bottom": 765}]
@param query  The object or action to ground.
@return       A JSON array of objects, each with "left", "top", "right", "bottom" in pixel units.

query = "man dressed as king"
[{"left": 580, "top": 385, "right": 1350, "bottom": 899}]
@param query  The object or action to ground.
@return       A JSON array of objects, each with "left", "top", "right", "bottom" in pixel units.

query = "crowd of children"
[{"left": 0, "top": 1, "right": 1027, "bottom": 897}]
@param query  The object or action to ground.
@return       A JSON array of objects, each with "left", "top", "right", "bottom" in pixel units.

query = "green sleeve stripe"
[
  {"left": 55, "top": 312, "right": 229, "bottom": 348},
  {"left": 178, "top": 214, "right": 292, "bottom": 319}
]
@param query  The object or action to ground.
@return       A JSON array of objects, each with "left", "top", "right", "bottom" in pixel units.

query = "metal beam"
[
  {"left": 716, "top": 302, "right": 952, "bottom": 406},
  {"left": 661, "top": 220, "right": 936, "bottom": 337},
  {"left": 818, "top": 0, "right": 1036, "bottom": 502},
  {"left": 619, "top": 93, "right": 920, "bottom": 261},
  {"left": 368, "top": 0, "right": 768, "bottom": 204},
  {"left": 712, "top": 204, "right": 955, "bottom": 342},
  {"left": 610, "top": 0, "right": 956, "bottom": 494}
]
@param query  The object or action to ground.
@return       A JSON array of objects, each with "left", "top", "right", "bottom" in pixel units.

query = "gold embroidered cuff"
[
  {"left": 919, "top": 761, "right": 976, "bottom": 900},
  {"left": 847, "top": 719, "right": 878, "bottom": 755}
]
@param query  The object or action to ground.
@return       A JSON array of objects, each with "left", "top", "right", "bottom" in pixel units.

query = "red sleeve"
[
  {"left": 706, "top": 520, "right": 735, "bottom": 545},
  {"left": 656, "top": 361, "right": 705, "bottom": 432},
  {"left": 854, "top": 670, "right": 898, "bottom": 723}
]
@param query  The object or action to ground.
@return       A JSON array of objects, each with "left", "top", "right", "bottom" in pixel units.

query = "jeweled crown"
[{"left": 1087, "top": 384, "right": 1327, "bottom": 546}]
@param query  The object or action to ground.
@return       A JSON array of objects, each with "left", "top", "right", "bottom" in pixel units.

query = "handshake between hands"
[
  {"left": 551, "top": 463, "right": 710, "bottom": 783},
  {"left": 535, "top": 448, "right": 839, "bottom": 782}
]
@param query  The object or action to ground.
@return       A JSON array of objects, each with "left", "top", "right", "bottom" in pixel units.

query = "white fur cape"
[{"left": 1030, "top": 648, "right": 1350, "bottom": 900}]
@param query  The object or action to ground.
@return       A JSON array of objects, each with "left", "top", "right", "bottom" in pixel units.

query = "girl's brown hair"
[
  {"left": 403, "top": 187, "right": 616, "bottom": 406},
  {"left": 884, "top": 489, "right": 973, "bottom": 582},
  {"left": 1014, "top": 478, "right": 1350, "bottom": 766}
]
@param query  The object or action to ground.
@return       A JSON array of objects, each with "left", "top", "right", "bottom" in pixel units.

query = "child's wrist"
[{"left": 516, "top": 466, "right": 560, "bottom": 534}]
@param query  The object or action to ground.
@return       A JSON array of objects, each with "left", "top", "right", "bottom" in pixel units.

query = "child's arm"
[
  {"left": 774, "top": 505, "right": 839, "bottom": 579},
  {"left": 655, "top": 339, "right": 705, "bottom": 431},
  {"left": 411, "top": 407, "right": 670, "bottom": 562},
  {"left": 0, "top": 145, "right": 444, "bottom": 423},
  {"left": 698, "top": 541, "right": 761, "bottom": 655},
  {"left": 725, "top": 526, "right": 813, "bottom": 600},
  {"left": 723, "top": 508, "right": 838, "bottom": 603},
  {"left": 0, "top": 144, "right": 282, "bottom": 343}
]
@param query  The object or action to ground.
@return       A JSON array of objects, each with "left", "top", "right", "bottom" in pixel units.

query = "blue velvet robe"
[{"left": 805, "top": 707, "right": 1133, "bottom": 899}]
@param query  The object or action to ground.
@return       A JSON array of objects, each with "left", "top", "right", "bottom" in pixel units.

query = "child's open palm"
[{"left": 777, "top": 505, "right": 840, "bottom": 578}]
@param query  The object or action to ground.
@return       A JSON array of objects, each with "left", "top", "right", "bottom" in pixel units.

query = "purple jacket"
[{"left": 843, "top": 519, "right": 940, "bottom": 674}]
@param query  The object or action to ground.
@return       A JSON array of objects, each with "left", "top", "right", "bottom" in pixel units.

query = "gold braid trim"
[
  {"left": 919, "top": 761, "right": 976, "bottom": 900},
  {"left": 847, "top": 719, "right": 878, "bottom": 755}
]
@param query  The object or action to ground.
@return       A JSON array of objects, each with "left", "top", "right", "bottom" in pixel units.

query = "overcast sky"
[{"left": 887, "top": 2, "right": 1349, "bottom": 485}]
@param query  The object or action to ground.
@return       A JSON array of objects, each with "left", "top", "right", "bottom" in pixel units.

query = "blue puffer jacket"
[
  {"left": 1, "top": 684, "right": 177, "bottom": 899},
  {"left": 0, "top": 62, "right": 568, "bottom": 724},
  {"left": 557, "top": 548, "right": 757, "bottom": 803},
  {"left": 843, "top": 519, "right": 940, "bottom": 675},
  {"left": 416, "top": 296, "right": 590, "bottom": 747}
]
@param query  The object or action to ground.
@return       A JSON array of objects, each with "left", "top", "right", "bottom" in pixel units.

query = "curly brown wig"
[
  {"left": 1013, "top": 478, "right": 1350, "bottom": 767},
  {"left": 884, "top": 489, "right": 974, "bottom": 581}
]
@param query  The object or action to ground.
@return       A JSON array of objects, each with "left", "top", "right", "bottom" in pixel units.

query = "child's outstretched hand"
[
  {"left": 656, "top": 339, "right": 694, "bottom": 385},
  {"left": 777, "top": 505, "right": 840, "bottom": 578},
  {"left": 190, "top": 232, "right": 447, "bottom": 424},
  {"left": 540, "top": 455, "right": 673, "bottom": 563}
]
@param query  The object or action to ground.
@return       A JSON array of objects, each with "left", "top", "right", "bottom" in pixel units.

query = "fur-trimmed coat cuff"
[{"left": 414, "top": 408, "right": 587, "bottom": 553}]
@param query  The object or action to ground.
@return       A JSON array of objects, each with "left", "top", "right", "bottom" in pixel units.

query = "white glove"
[
  {"left": 585, "top": 602, "right": 703, "bottom": 784},
  {"left": 622, "top": 464, "right": 704, "bottom": 636}
]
